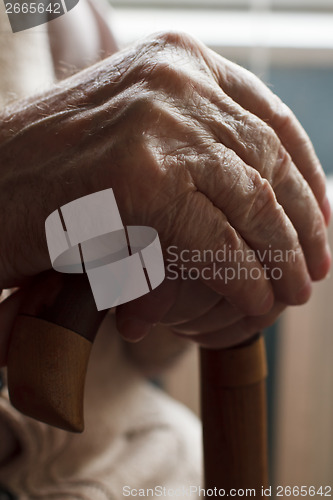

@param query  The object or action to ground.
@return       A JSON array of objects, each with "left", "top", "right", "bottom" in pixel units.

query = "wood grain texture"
[
  {"left": 17, "top": 272, "right": 107, "bottom": 341},
  {"left": 200, "top": 335, "right": 269, "bottom": 494},
  {"left": 7, "top": 315, "right": 92, "bottom": 432}
]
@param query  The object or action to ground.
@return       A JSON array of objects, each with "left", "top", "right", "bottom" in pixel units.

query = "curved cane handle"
[{"left": 7, "top": 272, "right": 107, "bottom": 432}]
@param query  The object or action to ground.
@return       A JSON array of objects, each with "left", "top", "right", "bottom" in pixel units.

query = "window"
[{"left": 111, "top": 0, "right": 333, "bottom": 11}]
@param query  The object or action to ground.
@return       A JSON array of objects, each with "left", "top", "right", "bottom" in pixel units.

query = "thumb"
[{"left": 116, "top": 278, "right": 180, "bottom": 343}]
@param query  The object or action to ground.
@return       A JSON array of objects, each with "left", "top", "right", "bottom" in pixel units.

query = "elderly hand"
[{"left": 0, "top": 32, "right": 330, "bottom": 356}]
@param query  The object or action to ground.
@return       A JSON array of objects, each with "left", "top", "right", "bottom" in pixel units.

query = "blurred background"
[{"left": 108, "top": 0, "right": 333, "bottom": 491}]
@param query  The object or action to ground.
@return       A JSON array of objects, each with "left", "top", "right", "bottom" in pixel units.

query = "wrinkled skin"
[{"left": 0, "top": 31, "right": 330, "bottom": 362}]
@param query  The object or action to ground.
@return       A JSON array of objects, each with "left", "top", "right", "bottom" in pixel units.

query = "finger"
[
  {"left": 193, "top": 91, "right": 330, "bottom": 281},
  {"left": 273, "top": 159, "right": 331, "bottom": 280},
  {"left": 173, "top": 301, "right": 285, "bottom": 349},
  {"left": 117, "top": 278, "right": 225, "bottom": 340},
  {"left": 188, "top": 143, "right": 312, "bottom": 305},
  {"left": 168, "top": 298, "right": 243, "bottom": 334},
  {"left": 0, "top": 289, "right": 25, "bottom": 366},
  {"left": 162, "top": 189, "right": 274, "bottom": 316},
  {"left": 161, "top": 279, "right": 222, "bottom": 325},
  {"left": 116, "top": 278, "right": 180, "bottom": 342},
  {"left": 211, "top": 54, "right": 330, "bottom": 223}
]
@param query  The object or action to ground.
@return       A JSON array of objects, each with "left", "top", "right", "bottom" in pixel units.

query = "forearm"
[
  {"left": 0, "top": 57, "right": 121, "bottom": 286},
  {"left": 47, "top": 0, "right": 119, "bottom": 80}
]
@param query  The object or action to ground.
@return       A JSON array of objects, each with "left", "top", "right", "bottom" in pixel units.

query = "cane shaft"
[{"left": 200, "top": 334, "right": 269, "bottom": 493}]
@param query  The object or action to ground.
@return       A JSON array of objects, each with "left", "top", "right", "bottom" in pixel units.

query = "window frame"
[{"left": 110, "top": 0, "right": 333, "bottom": 12}]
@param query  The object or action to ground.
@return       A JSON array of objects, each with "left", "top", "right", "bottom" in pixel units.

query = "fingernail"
[{"left": 118, "top": 318, "right": 152, "bottom": 342}]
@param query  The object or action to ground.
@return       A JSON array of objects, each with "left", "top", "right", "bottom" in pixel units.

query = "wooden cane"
[
  {"left": 7, "top": 273, "right": 269, "bottom": 488},
  {"left": 7, "top": 272, "right": 107, "bottom": 432},
  {"left": 200, "top": 335, "right": 269, "bottom": 493}
]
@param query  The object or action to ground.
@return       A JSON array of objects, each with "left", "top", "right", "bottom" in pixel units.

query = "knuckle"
[
  {"left": 247, "top": 120, "right": 282, "bottom": 179},
  {"left": 214, "top": 147, "right": 245, "bottom": 205},
  {"left": 129, "top": 53, "right": 195, "bottom": 100},
  {"left": 271, "top": 146, "right": 292, "bottom": 188},
  {"left": 242, "top": 115, "right": 279, "bottom": 155},
  {"left": 221, "top": 223, "right": 243, "bottom": 253},
  {"left": 261, "top": 123, "right": 281, "bottom": 157},
  {"left": 251, "top": 176, "right": 276, "bottom": 215},
  {"left": 155, "top": 30, "right": 197, "bottom": 49},
  {"left": 246, "top": 177, "right": 287, "bottom": 239},
  {"left": 127, "top": 93, "right": 152, "bottom": 115},
  {"left": 148, "top": 60, "right": 186, "bottom": 93},
  {"left": 270, "top": 95, "right": 294, "bottom": 133}
]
